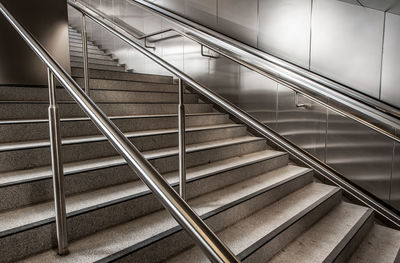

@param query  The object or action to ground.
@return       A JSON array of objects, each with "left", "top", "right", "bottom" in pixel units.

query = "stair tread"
[
  {"left": 0, "top": 136, "right": 264, "bottom": 186},
  {"left": 348, "top": 224, "right": 400, "bottom": 263},
  {"left": 166, "top": 182, "right": 339, "bottom": 263},
  {"left": 0, "top": 123, "right": 241, "bottom": 152},
  {"left": 18, "top": 164, "right": 309, "bottom": 263},
  {"left": 268, "top": 202, "right": 371, "bottom": 263},
  {"left": 0, "top": 112, "right": 224, "bottom": 125}
]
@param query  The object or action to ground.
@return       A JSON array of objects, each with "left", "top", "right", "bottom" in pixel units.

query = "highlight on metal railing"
[
  {"left": 67, "top": 0, "right": 400, "bottom": 230},
  {"left": 0, "top": 3, "right": 239, "bottom": 262}
]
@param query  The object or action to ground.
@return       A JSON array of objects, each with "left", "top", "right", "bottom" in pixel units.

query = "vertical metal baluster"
[
  {"left": 81, "top": 14, "right": 90, "bottom": 95},
  {"left": 47, "top": 68, "right": 68, "bottom": 255},
  {"left": 178, "top": 78, "right": 186, "bottom": 200}
]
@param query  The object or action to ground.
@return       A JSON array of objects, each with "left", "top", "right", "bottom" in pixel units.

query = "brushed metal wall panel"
[
  {"left": 311, "top": 0, "right": 384, "bottom": 98},
  {"left": 183, "top": 38, "right": 211, "bottom": 87},
  {"left": 258, "top": 0, "right": 312, "bottom": 68},
  {"left": 239, "top": 67, "right": 278, "bottom": 129},
  {"left": 392, "top": 129, "right": 400, "bottom": 210},
  {"left": 185, "top": 0, "right": 218, "bottom": 29},
  {"left": 359, "top": 0, "right": 398, "bottom": 11},
  {"left": 217, "top": 0, "right": 258, "bottom": 47},
  {"left": 326, "top": 110, "right": 393, "bottom": 202},
  {"left": 277, "top": 84, "right": 327, "bottom": 160},
  {"left": 208, "top": 56, "right": 241, "bottom": 104},
  {"left": 152, "top": 0, "right": 185, "bottom": 15},
  {"left": 381, "top": 13, "right": 400, "bottom": 108}
]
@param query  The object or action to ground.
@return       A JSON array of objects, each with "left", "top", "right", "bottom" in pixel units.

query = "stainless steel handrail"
[
  {"left": 0, "top": 3, "right": 239, "bottom": 262},
  {"left": 128, "top": 0, "right": 400, "bottom": 143},
  {"left": 67, "top": 0, "right": 400, "bottom": 229}
]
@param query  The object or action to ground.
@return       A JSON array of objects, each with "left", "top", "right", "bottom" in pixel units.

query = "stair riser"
[
  {"left": 69, "top": 38, "right": 94, "bottom": 45},
  {"left": 243, "top": 190, "right": 342, "bottom": 263},
  {"left": 109, "top": 172, "right": 314, "bottom": 263},
  {"left": 329, "top": 213, "right": 374, "bottom": 263},
  {"left": 70, "top": 56, "right": 118, "bottom": 66},
  {"left": 0, "top": 153, "right": 288, "bottom": 211},
  {"left": 71, "top": 68, "right": 173, "bottom": 84},
  {"left": 0, "top": 114, "right": 230, "bottom": 143},
  {"left": 75, "top": 78, "right": 180, "bottom": 93},
  {"left": 69, "top": 46, "right": 106, "bottom": 55},
  {"left": 70, "top": 51, "right": 111, "bottom": 60},
  {"left": 0, "top": 126, "right": 247, "bottom": 173},
  {"left": 0, "top": 87, "right": 199, "bottom": 103},
  {"left": 0, "top": 167, "right": 308, "bottom": 263},
  {"left": 0, "top": 103, "right": 213, "bottom": 120},
  {"left": 70, "top": 62, "right": 126, "bottom": 72}
]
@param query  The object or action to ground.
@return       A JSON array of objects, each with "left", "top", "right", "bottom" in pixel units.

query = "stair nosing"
[
  {"left": 0, "top": 136, "right": 265, "bottom": 187},
  {"left": 0, "top": 123, "right": 245, "bottom": 152},
  {"left": 95, "top": 168, "right": 313, "bottom": 263}
]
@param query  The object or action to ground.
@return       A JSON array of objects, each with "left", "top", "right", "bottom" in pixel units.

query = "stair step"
[
  {"left": 69, "top": 46, "right": 106, "bottom": 55},
  {"left": 268, "top": 202, "right": 373, "bottom": 263},
  {"left": 14, "top": 164, "right": 311, "bottom": 263},
  {"left": 0, "top": 123, "right": 246, "bottom": 173},
  {"left": 71, "top": 67, "right": 173, "bottom": 84},
  {"left": 165, "top": 183, "right": 341, "bottom": 263},
  {"left": 70, "top": 55, "right": 118, "bottom": 66},
  {"left": 70, "top": 51, "right": 111, "bottom": 60},
  {"left": 0, "top": 101, "right": 212, "bottom": 120},
  {"left": 0, "top": 113, "right": 230, "bottom": 143},
  {"left": 0, "top": 136, "right": 268, "bottom": 210},
  {"left": 69, "top": 42, "right": 99, "bottom": 50},
  {"left": 75, "top": 78, "right": 181, "bottom": 92},
  {"left": 70, "top": 62, "right": 126, "bottom": 72},
  {"left": 69, "top": 38, "right": 94, "bottom": 45},
  {"left": 0, "top": 86, "right": 199, "bottom": 103},
  {"left": 348, "top": 224, "right": 400, "bottom": 263}
]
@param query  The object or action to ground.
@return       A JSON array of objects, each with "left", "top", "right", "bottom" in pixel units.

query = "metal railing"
[
  {"left": 127, "top": 0, "right": 400, "bottom": 143},
  {"left": 0, "top": 3, "right": 239, "bottom": 262},
  {"left": 67, "top": 0, "right": 400, "bottom": 232}
]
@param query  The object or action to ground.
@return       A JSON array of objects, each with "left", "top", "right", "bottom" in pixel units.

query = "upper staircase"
[{"left": 0, "top": 26, "right": 399, "bottom": 263}]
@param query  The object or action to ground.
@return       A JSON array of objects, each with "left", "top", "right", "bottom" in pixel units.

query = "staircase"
[{"left": 0, "top": 26, "right": 399, "bottom": 263}]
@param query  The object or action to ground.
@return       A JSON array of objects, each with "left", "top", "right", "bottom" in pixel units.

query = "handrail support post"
[
  {"left": 81, "top": 14, "right": 90, "bottom": 95},
  {"left": 178, "top": 78, "right": 186, "bottom": 200},
  {"left": 47, "top": 68, "right": 69, "bottom": 255}
]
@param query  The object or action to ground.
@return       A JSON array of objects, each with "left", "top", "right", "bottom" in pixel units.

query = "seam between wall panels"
[
  {"left": 308, "top": 0, "right": 314, "bottom": 70},
  {"left": 378, "top": 12, "right": 387, "bottom": 100}
]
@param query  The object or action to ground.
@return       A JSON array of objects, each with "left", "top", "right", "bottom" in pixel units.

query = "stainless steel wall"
[
  {"left": 0, "top": 0, "right": 71, "bottom": 85},
  {"left": 73, "top": 0, "right": 400, "bottom": 211},
  {"left": 146, "top": 0, "right": 400, "bottom": 110}
]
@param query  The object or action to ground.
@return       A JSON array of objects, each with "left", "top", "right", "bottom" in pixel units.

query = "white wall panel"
[
  {"left": 381, "top": 13, "right": 400, "bottom": 108},
  {"left": 258, "top": 0, "right": 312, "bottom": 68},
  {"left": 311, "top": 0, "right": 384, "bottom": 98}
]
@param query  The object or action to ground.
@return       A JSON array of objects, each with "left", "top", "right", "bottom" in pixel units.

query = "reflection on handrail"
[
  {"left": 0, "top": 2, "right": 238, "bottom": 262},
  {"left": 128, "top": 0, "right": 400, "bottom": 143},
  {"left": 67, "top": 0, "right": 400, "bottom": 229}
]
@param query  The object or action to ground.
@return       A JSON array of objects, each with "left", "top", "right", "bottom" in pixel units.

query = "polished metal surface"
[
  {"left": 258, "top": 0, "right": 311, "bottom": 68},
  {"left": 326, "top": 110, "right": 393, "bottom": 203},
  {"left": 130, "top": 0, "right": 400, "bottom": 118},
  {"left": 277, "top": 84, "right": 327, "bottom": 161},
  {"left": 125, "top": 0, "right": 400, "bottom": 139},
  {"left": 81, "top": 14, "right": 90, "bottom": 95},
  {"left": 185, "top": 0, "right": 217, "bottom": 29},
  {"left": 178, "top": 78, "right": 186, "bottom": 200},
  {"left": 311, "top": 0, "right": 384, "bottom": 98},
  {"left": 68, "top": 0, "right": 400, "bottom": 229},
  {"left": 47, "top": 68, "right": 68, "bottom": 255},
  {"left": 1, "top": 3, "right": 239, "bottom": 262},
  {"left": 0, "top": 0, "right": 70, "bottom": 85},
  {"left": 381, "top": 13, "right": 400, "bottom": 108},
  {"left": 393, "top": 129, "right": 400, "bottom": 210},
  {"left": 217, "top": 0, "right": 258, "bottom": 47}
]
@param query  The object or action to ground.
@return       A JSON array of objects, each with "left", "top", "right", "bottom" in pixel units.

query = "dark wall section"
[{"left": 0, "top": 0, "right": 70, "bottom": 85}]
